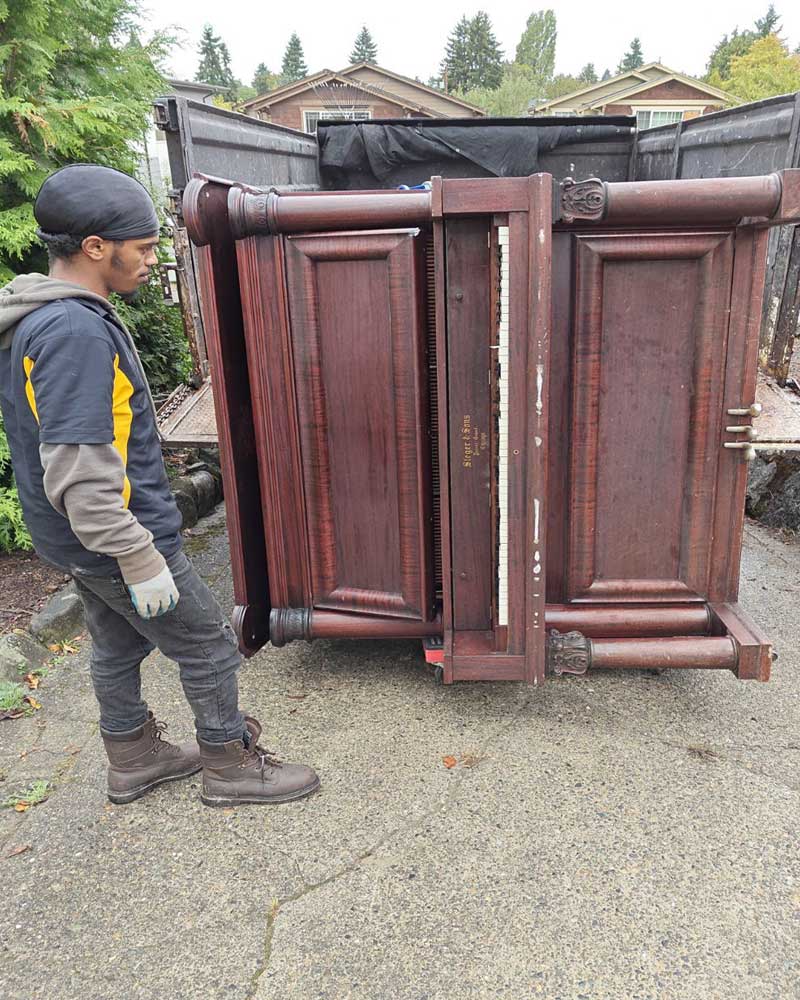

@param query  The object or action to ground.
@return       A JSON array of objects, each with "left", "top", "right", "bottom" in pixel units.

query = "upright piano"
[{"left": 184, "top": 170, "right": 800, "bottom": 684}]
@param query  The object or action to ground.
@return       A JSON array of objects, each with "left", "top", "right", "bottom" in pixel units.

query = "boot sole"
[
  {"left": 107, "top": 763, "right": 203, "bottom": 805},
  {"left": 200, "top": 776, "right": 320, "bottom": 807}
]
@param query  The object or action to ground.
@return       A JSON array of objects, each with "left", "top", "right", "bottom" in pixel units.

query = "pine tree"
[
  {"left": 706, "top": 30, "right": 755, "bottom": 80},
  {"left": 252, "top": 62, "right": 278, "bottom": 94},
  {"left": 755, "top": 4, "right": 780, "bottom": 37},
  {"left": 578, "top": 62, "right": 598, "bottom": 84},
  {"left": 617, "top": 37, "right": 645, "bottom": 74},
  {"left": 468, "top": 11, "right": 504, "bottom": 90},
  {"left": 281, "top": 33, "right": 308, "bottom": 83},
  {"left": 441, "top": 15, "right": 472, "bottom": 91},
  {"left": 195, "top": 24, "right": 236, "bottom": 98},
  {"left": 350, "top": 26, "right": 378, "bottom": 64},
  {"left": 441, "top": 12, "right": 503, "bottom": 91},
  {"left": 601, "top": 67, "right": 611, "bottom": 80},
  {"left": 515, "top": 10, "right": 557, "bottom": 84}
]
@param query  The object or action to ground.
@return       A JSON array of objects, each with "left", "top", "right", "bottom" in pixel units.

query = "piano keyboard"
[{"left": 496, "top": 226, "right": 509, "bottom": 627}]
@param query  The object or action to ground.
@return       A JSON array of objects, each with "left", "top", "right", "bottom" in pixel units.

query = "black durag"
[{"left": 34, "top": 164, "right": 159, "bottom": 240}]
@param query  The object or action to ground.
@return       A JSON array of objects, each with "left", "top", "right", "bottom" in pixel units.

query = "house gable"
[
  {"left": 533, "top": 63, "right": 732, "bottom": 114},
  {"left": 242, "top": 63, "right": 484, "bottom": 121},
  {"left": 340, "top": 63, "right": 484, "bottom": 117}
]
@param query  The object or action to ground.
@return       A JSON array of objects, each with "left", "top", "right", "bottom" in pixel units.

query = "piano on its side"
[{"left": 184, "top": 170, "right": 800, "bottom": 684}]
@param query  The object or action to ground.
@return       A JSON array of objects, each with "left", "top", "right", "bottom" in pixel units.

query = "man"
[{"left": 0, "top": 164, "right": 319, "bottom": 807}]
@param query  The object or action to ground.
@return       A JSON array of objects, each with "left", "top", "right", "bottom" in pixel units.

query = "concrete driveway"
[{"left": 1, "top": 507, "right": 798, "bottom": 1000}]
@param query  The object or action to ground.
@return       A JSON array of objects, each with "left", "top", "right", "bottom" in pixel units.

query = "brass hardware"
[
  {"left": 725, "top": 425, "right": 758, "bottom": 440},
  {"left": 727, "top": 403, "right": 762, "bottom": 417},
  {"left": 723, "top": 442, "right": 757, "bottom": 460}
]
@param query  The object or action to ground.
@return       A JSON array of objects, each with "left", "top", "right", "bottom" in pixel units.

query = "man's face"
[{"left": 106, "top": 236, "right": 160, "bottom": 296}]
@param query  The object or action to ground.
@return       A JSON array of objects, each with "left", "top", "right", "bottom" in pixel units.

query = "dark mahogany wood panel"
[
  {"left": 445, "top": 218, "right": 493, "bottom": 631},
  {"left": 567, "top": 231, "right": 734, "bottom": 603},
  {"left": 235, "top": 235, "right": 311, "bottom": 610},
  {"left": 546, "top": 230, "right": 573, "bottom": 604},
  {"left": 709, "top": 227, "right": 770, "bottom": 602},
  {"left": 285, "top": 229, "right": 434, "bottom": 620},
  {"left": 183, "top": 178, "right": 270, "bottom": 655}
]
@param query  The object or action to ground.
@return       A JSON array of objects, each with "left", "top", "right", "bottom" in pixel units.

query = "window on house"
[
  {"left": 303, "top": 107, "right": 371, "bottom": 132},
  {"left": 635, "top": 109, "right": 685, "bottom": 130}
]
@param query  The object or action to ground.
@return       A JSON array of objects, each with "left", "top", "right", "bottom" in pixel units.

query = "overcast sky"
[{"left": 153, "top": 1, "right": 800, "bottom": 87}]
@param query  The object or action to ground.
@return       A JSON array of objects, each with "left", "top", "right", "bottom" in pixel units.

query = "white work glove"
[{"left": 126, "top": 565, "right": 180, "bottom": 619}]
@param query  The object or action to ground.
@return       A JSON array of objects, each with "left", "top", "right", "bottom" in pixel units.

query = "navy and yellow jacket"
[{"left": 0, "top": 274, "right": 181, "bottom": 580}]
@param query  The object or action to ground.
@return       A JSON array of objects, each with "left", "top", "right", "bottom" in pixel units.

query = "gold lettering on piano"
[{"left": 461, "top": 415, "right": 489, "bottom": 470}]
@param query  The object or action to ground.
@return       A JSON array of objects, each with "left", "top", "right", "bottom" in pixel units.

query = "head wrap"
[{"left": 34, "top": 164, "right": 160, "bottom": 241}]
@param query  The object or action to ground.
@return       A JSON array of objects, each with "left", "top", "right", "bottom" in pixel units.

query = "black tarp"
[{"left": 317, "top": 117, "right": 635, "bottom": 189}]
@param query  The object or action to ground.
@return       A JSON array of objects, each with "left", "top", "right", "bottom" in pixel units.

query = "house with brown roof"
[
  {"left": 241, "top": 62, "right": 485, "bottom": 131},
  {"left": 531, "top": 63, "right": 733, "bottom": 129}
]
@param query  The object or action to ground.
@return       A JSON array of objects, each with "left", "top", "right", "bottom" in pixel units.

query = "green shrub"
[{"left": 0, "top": 412, "right": 32, "bottom": 553}]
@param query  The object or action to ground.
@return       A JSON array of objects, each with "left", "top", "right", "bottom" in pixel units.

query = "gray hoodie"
[{"left": 0, "top": 273, "right": 181, "bottom": 582}]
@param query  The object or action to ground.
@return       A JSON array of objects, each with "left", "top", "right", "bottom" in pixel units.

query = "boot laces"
[
  {"left": 244, "top": 740, "right": 283, "bottom": 774},
  {"left": 151, "top": 720, "right": 174, "bottom": 754}
]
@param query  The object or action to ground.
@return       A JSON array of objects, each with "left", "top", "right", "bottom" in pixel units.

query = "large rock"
[
  {"left": 746, "top": 455, "right": 778, "bottom": 515},
  {"left": 29, "top": 582, "right": 84, "bottom": 646},
  {"left": 172, "top": 485, "right": 199, "bottom": 529},
  {"left": 0, "top": 630, "right": 50, "bottom": 683},
  {"left": 760, "top": 469, "right": 800, "bottom": 532}
]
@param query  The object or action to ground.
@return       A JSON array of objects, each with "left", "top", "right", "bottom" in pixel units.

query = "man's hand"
[{"left": 127, "top": 565, "right": 180, "bottom": 619}]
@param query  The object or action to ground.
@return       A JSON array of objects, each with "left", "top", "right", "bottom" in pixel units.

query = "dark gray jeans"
[{"left": 73, "top": 549, "right": 246, "bottom": 743}]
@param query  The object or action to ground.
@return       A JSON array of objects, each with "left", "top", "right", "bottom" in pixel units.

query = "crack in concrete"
[{"left": 245, "top": 688, "right": 533, "bottom": 999}]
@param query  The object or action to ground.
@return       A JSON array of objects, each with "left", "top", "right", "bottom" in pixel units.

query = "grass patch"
[
  {"left": 0, "top": 680, "right": 41, "bottom": 719},
  {"left": 3, "top": 779, "right": 50, "bottom": 811},
  {"left": 0, "top": 681, "right": 27, "bottom": 713}
]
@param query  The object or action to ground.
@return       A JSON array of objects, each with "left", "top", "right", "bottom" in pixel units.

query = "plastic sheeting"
[{"left": 318, "top": 118, "right": 634, "bottom": 189}]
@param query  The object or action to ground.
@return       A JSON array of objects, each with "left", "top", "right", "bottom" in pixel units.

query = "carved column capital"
[
  {"left": 560, "top": 177, "right": 607, "bottom": 224},
  {"left": 547, "top": 629, "right": 592, "bottom": 676}
]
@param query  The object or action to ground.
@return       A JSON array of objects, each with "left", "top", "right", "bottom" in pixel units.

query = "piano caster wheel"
[{"left": 434, "top": 665, "right": 444, "bottom": 685}]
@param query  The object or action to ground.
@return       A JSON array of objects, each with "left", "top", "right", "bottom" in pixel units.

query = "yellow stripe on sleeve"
[
  {"left": 112, "top": 354, "right": 135, "bottom": 508},
  {"left": 23, "top": 356, "right": 39, "bottom": 423}
]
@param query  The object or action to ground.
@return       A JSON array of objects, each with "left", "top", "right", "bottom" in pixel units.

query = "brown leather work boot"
[
  {"left": 198, "top": 717, "right": 319, "bottom": 807},
  {"left": 101, "top": 712, "right": 202, "bottom": 804}
]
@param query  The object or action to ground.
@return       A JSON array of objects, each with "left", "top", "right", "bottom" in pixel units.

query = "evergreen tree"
[
  {"left": 617, "top": 37, "right": 645, "bottom": 74},
  {"left": 578, "top": 62, "right": 598, "bottom": 84},
  {"left": 440, "top": 16, "right": 472, "bottom": 91},
  {"left": 755, "top": 4, "right": 780, "bottom": 37},
  {"left": 468, "top": 11, "right": 504, "bottom": 89},
  {"left": 515, "top": 10, "right": 557, "bottom": 84},
  {"left": 252, "top": 62, "right": 278, "bottom": 94},
  {"left": 0, "top": 0, "right": 170, "bottom": 281},
  {"left": 601, "top": 67, "right": 611, "bottom": 80},
  {"left": 441, "top": 12, "right": 503, "bottom": 91},
  {"left": 281, "top": 33, "right": 308, "bottom": 83},
  {"left": 705, "top": 7, "right": 782, "bottom": 82},
  {"left": 195, "top": 24, "right": 235, "bottom": 98},
  {"left": 350, "top": 25, "right": 378, "bottom": 64}
]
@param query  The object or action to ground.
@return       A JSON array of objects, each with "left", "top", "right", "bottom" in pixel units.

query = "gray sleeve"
[{"left": 39, "top": 443, "right": 166, "bottom": 585}]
